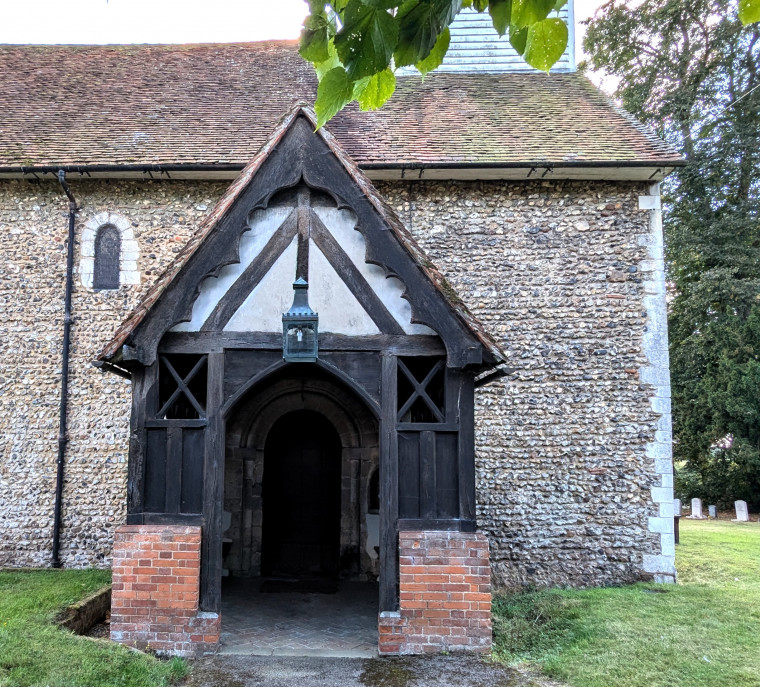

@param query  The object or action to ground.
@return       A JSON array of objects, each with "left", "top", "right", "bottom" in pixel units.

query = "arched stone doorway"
[
  {"left": 219, "top": 364, "right": 381, "bottom": 654},
  {"left": 223, "top": 365, "right": 380, "bottom": 582}
]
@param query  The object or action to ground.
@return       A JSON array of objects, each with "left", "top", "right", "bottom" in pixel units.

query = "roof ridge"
[{"left": 0, "top": 39, "right": 300, "bottom": 49}]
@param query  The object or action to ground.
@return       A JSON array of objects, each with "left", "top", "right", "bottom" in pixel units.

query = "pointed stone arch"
[{"left": 223, "top": 364, "right": 380, "bottom": 579}]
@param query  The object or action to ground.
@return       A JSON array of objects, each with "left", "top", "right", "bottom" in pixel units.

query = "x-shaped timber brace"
[
  {"left": 397, "top": 358, "right": 446, "bottom": 423},
  {"left": 157, "top": 355, "right": 208, "bottom": 419}
]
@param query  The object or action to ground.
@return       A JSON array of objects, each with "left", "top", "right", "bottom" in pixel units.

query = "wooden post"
[
  {"left": 201, "top": 351, "right": 225, "bottom": 612},
  {"left": 379, "top": 353, "right": 399, "bottom": 612},
  {"left": 457, "top": 372, "right": 476, "bottom": 523}
]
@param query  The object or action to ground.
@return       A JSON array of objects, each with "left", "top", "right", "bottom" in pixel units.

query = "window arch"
[
  {"left": 80, "top": 212, "right": 140, "bottom": 290},
  {"left": 93, "top": 225, "right": 121, "bottom": 289}
]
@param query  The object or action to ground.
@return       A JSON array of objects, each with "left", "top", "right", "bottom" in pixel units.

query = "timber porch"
[{"left": 102, "top": 108, "right": 504, "bottom": 655}]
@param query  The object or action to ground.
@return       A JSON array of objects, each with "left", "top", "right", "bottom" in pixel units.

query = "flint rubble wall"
[
  {"left": 0, "top": 180, "right": 225, "bottom": 567},
  {"left": 378, "top": 180, "right": 673, "bottom": 586},
  {"left": 0, "top": 178, "right": 673, "bottom": 585}
]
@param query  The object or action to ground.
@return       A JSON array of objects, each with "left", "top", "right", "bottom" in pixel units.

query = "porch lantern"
[{"left": 282, "top": 277, "right": 318, "bottom": 362}]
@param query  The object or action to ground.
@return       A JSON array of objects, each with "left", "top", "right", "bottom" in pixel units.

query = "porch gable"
[{"left": 98, "top": 106, "right": 505, "bottom": 371}]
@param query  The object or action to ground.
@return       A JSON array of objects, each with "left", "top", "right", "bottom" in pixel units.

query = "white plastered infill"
[
  {"left": 224, "top": 238, "right": 298, "bottom": 332},
  {"left": 638, "top": 182, "right": 676, "bottom": 583},
  {"left": 172, "top": 207, "right": 291, "bottom": 331},
  {"left": 80, "top": 211, "right": 140, "bottom": 289},
  {"left": 307, "top": 238, "right": 381, "bottom": 335},
  {"left": 223, "top": 238, "right": 383, "bottom": 335},
  {"left": 174, "top": 204, "right": 438, "bottom": 336},
  {"left": 313, "top": 207, "right": 436, "bottom": 335}
]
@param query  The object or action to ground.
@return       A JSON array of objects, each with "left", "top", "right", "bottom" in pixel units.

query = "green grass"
[
  {"left": 492, "top": 519, "right": 760, "bottom": 687},
  {"left": 0, "top": 569, "right": 187, "bottom": 687}
]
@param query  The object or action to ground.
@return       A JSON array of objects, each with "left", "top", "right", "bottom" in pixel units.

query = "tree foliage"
[
  {"left": 301, "top": 0, "right": 570, "bottom": 126},
  {"left": 585, "top": 0, "right": 760, "bottom": 508},
  {"left": 301, "top": 0, "right": 760, "bottom": 127}
]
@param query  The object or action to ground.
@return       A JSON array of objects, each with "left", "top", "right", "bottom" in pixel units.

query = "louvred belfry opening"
[{"left": 98, "top": 106, "right": 506, "bottom": 657}]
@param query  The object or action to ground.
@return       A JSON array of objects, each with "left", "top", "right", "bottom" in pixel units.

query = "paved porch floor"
[{"left": 219, "top": 578, "right": 379, "bottom": 657}]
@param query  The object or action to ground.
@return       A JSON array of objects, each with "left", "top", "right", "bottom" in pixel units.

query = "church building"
[{"left": 0, "top": 4, "right": 681, "bottom": 655}]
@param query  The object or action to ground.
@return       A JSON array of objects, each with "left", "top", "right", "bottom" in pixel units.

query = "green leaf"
[
  {"left": 330, "top": 0, "right": 351, "bottom": 15},
  {"left": 415, "top": 26, "right": 450, "bottom": 74},
  {"left": 511, "top": 0, "right": 555, "bottom": 29},
  {"left": 473, "top": 0, "right": 489, "bottom": 10},
  {"left": 300, "top": 11, "right": 332, "bottom": 63},
  {"left": 488, "top": 0, "right": 512, "bottom": 35},
  {"left": 352, "top": 75, "right": 371, "bottom": 99},
  {"left": 361, "top": 0, "right": 401, "bottom": 8},
  {"left": 334, "top": 0, "right": 399, "bottom": 79},
  {"left": 315, "top": 67, "right": 353, "bottom": 128},
  {"left": 394, "top": 0, "right": 463, "bottom": 67},
  {"left": 509, "top": 24, "right": 528, "bottom": 53},
  {"left": 356, "top": 69, "right": 397, "bottom": 110},
  {"left": 434, "top": 0, "right": 463, "bottom": 26},
  {"left": 553, "top": 0, "right": 567, "bottom": 10},
  {"left": 314, "top": 39, "right": 341, "bottom": 79},
  {"left": 523, "top": 17, "right": 567, "bottom": 71},
  {"left": 739, "top": 0, "right": 760, "bottom": 24}
]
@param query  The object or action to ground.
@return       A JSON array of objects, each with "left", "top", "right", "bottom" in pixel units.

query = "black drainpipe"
[{"left": 52, "top": 170, "right": 78, "bottom": 568}]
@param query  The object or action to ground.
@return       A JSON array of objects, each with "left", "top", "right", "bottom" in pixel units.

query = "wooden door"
[{"left": 261, "top": 409, "right": 341, "bottom": 579}]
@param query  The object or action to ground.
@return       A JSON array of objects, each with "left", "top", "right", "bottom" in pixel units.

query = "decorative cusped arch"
[{"left": 223, "top": 365, "right": 380, "bottom": 579}]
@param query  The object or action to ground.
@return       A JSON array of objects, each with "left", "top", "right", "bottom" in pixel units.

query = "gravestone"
[
  {"left": 708, "top": 505, "right": 717, "bottom": 519},
  {"left": 734, "top": 500, "right": 749, "bottom": 522},
  {"left": 689, "top": 498, "right": 704, "bottom": 519},
  {"left": 673, "top": 499, "right": 682, "bottom": 545}
]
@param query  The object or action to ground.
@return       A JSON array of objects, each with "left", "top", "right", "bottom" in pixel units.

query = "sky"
[{"left": 0, "top": 0, "right": 607, "bottom": 64}]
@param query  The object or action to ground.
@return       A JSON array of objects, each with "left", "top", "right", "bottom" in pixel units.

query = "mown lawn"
[
  {"left": 492, "top": 519, "right": 760, "bottom": 687},
  {"left": 0, "top": 569, "right": 186, "bottom": 687}
]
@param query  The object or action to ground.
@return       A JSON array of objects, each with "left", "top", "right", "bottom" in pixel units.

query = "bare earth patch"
[{"left": 185, "top": 654, "right": 568, "bottom": 687}]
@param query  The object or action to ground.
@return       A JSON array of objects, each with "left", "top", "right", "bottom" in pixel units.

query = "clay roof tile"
[{"left": 0, "top": 42, "right": 682, "bottom": 169}]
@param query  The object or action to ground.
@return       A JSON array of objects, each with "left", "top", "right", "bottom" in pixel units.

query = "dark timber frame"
[{"left": 103, "top": 110, "right": 503, "bottom": 617}]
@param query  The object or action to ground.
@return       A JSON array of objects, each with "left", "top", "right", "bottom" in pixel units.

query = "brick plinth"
[
  {"left": 110, "top": 525, "right": 219, "bottom": 656},
  {"left": 378, "top": 530, "right": 492, "bottom": 655}
]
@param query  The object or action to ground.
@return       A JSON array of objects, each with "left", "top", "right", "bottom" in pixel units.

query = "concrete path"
[{"left": 186, "top": 654, "right": 563, "bottom": 687}]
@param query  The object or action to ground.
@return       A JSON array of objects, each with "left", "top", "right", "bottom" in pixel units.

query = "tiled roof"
[
  {"left": 98, "top": 106, "right": 508, "bottom": 369},
  {"left": 0, "top": 42, "right": 681, "bottom": 170}
]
